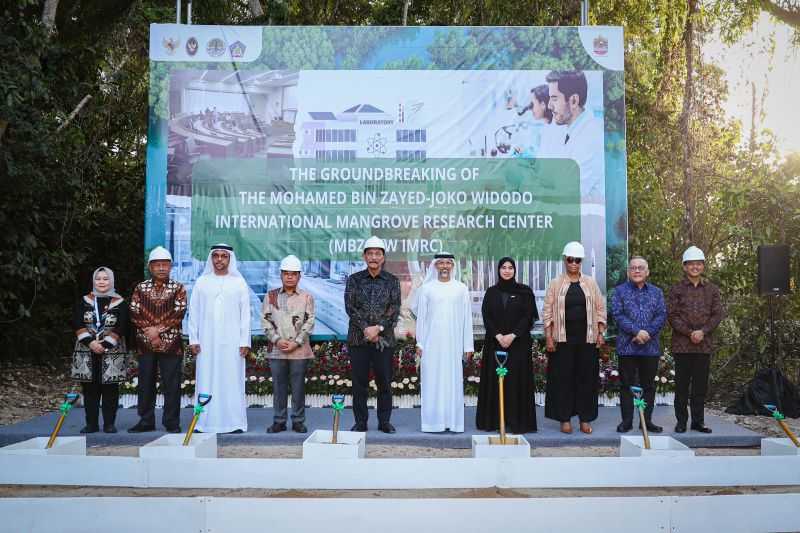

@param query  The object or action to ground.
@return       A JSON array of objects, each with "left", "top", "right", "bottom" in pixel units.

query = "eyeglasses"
[
  {"left": 628, "top": 265, "right": 647, "bottom": 272},
  {"left": 565, "top": 257, "right": 582, "bottom": 264}
]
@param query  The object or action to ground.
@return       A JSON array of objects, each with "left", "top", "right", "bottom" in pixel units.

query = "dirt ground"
[
  {"left": 82, "top": 443, "right": 759, "bottom": 459},
  {"left": 0, "top": 363, "right": 73, "bottom": 427},
  {"left": 2, "top": 484, "right": 798, "bottom": 499}
]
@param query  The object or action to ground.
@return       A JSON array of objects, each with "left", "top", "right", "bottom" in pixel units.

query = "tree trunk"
[
  {"left": 402, "top": 0, "right": 411, "bottom": 25},
  {"left": 248, "top": 0, "right": 264, "bottom": 18},
  {"left": 749, "top": 81, "right": 757, "bottom": 152},
  {"left": 42, "top": 0, "right": 59, "bottom": 33},
  {"left": 678, "top": 0, "right": 698, "bottom": 247},
  {"left": 760, "top": 0, "right": 800, "bottom": 28}
]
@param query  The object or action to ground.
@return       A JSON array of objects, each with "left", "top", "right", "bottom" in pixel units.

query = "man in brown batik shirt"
[
  {"left": 128, "top": 246, "right": 187, "bottom": 433},
  {"left": 668, "top": 246, "right": 723, "bottom": 434}
]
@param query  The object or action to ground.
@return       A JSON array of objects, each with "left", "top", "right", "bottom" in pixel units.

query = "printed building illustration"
[{"left": 297, "top": 103, "right": 427, "bottom": 161}]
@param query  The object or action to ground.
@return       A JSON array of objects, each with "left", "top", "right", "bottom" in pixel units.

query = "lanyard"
[{"left": 93, "top": 297, "right": 105, "bottom": 337}]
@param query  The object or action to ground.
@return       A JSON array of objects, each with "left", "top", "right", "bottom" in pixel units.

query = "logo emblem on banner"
[
  {"left": 593, "top": 35, "right": 608, "bottom": 56},
  {"left": 229, "top": 41, "right": 246, "bottom": 59},
  {"left": 366, "top": 133, "right": 387, "bottom": 155},
  {"left": 162, "top": 37, "right": 180, "bottom": 55},
  {"left": 207, "top": 38, "right": 226, "bottom": 57},
  {"left": 186, "top": 37, "right": 199, "bottom": 56}
]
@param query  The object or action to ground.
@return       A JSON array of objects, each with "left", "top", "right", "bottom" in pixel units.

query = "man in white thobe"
[
  {"left": 188, "top": 243, "right": 251, "bottom": 433},
  {"left": 413, "top": 253, "right": 474, "bottom": 433}
]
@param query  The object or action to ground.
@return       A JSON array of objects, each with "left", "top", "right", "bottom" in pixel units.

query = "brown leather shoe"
[
  {"left": 560, "top": 421, "right": 573, "bottom": 434},
  {"left": 580, "top": 422, "right": 593, "bottom": 434}
]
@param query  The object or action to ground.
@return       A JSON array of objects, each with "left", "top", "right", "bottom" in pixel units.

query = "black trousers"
[
  {"left": 137, "top": 351, "right": 183, "bottom": 429},
  {"left": 349, "top": 344, "right": 393, "bottom": 425},
  {"left": 619, "top": 356, "right": 659, "bottom": 425},
  {"left": 81, "top": 354, "right": 119, "bottom": 427},
  {"left": 674, "top": 353, "right": 711, "bottom": 425},
  {"left": 544, "top": 343, "right": 599, "bottom": 423}
]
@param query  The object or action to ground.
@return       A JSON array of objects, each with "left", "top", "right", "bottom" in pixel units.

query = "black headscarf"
[{"left": 495, "top": 257, "right": 533, "bottom": 296}]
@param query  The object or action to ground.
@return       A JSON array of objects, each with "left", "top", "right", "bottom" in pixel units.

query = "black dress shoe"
[
  {"left": 80, "top": 425, "right": 99, "bottom": 434},
  {"left": 103, "top": 424, "right": 118, "bottom": 434},
  {"left": 616, "top": 422, "right": 632, "bottom": 433},
  {"left": 127, "top": 422, "right": 156, "bottom": 433},
  {"left": 292, "top": 422, "right": 308, "bottom": 433},
  {"left": 350, "top": 422, "right": 367, "bottom": 432},
  {"left": 228, "top": 429, "right": 244, "bottom": 434},
  {"left": 165, "top": 426, "right": 182, "bottom": 434},
  {"left": 267, "top": 422, "right": 287, "bottom": 433},
  {"left": 645, "top": 422, "right": 663, "bottom": 434},
  {"left": 691, "top": 423, "right": 712, "bottom": 433},
  {"left": 674, "top": 422, "right": 687, "bottom": 433},
  {"left": 378, "top": 422, "right": 396, "bottom": 434}
]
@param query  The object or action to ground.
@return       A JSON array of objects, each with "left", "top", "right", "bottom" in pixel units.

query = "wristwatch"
[{"left": 378, "top": 325, "right": 385, "bottom": 332}]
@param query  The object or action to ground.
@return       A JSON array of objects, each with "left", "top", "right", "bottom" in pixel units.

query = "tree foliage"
[{"left": 2, "top": 0, "right": 799, "bottom": 397}]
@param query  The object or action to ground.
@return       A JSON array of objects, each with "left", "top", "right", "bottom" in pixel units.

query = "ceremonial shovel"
[
  {"left": 330, "top": 394, "right": 345, "bottom": 443},
  {"left": 183, "top": 393, "right": 212, "bottom": 446},
  {"left": 764, "top": 404, "right": 800, "bottom": 447},
  {"left": 630, "top": 386, "right": 651, "bottom": 449},
  {"left": 489, "top": 351, "right": 518, "bottom": 445},
  {"left": 46, "top": 392, "right": 80, "bottom": 449}
]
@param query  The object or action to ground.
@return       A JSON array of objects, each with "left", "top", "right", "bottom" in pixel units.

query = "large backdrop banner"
[{"left": 146, "top": 25, "right": 628, "bottom": 338}]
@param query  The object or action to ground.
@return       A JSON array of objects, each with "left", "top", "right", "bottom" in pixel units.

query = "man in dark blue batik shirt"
[{"left": 610, "top": 256, "right": 667, "bottom": 434}]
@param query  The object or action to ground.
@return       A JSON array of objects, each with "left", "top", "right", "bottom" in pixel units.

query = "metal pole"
[
  {"left": 638, "top": 404, "right": 651, "bottom": 449},
  {"left": 331, "top": 410, "right": 340, "bottom": 444},
  {"left": 176, "top": 0, "right": 181, "bottom": 24},
  {"left": 778, "top": 419, "right": 800, "bottom": 447},
  {"left": 498, "top": 375, "right": 507, "bottom": 444},
  {"left": 581, "top": 0, "right": 589, "bottom": 26},
  {"left": 46, "top": 415, "right": 67, "bottom": 449},
  {"left": 402, "top": 0, "right": 411, "bottom": 26},
  {"left": 187, "top": 0, "right": 192, "bottom": 25}
]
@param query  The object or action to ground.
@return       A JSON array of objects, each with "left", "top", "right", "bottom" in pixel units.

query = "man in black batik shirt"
[{"left": 344, "top": 236, "right": 401, "bottom": 433}]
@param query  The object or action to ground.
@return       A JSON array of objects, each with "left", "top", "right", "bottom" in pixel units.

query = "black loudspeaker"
[{"left": 757, "top": 245, "right": 790, "bottom": 295}]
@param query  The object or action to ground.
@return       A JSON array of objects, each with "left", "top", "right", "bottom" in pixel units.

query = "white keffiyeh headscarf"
[
  {"left": 199, "top": 243, "right": 243, "bottom": 279},
  {"left": 409, "top": 252, "right": 461, "bottom": 317}
]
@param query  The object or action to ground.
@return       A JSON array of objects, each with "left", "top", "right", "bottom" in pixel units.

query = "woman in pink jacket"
[{"left": 543, "top": 242, "right": 606, "bottom": 434}]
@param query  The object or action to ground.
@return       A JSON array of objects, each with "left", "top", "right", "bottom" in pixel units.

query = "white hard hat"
[
  {"left": 279, "top": 254, "right": 302, "bottom": 272},
  {"left": 562, "top": 241, "right": 585, "bottom": 259},
  {"left": 363, "top": 235, "right": 386, "bottom": 252},
  {"left": 148, "top": 246, "right": 172, "bottom": 262},
  {"left": 682, "top": 246, "right": 705, "bottom": 263}
]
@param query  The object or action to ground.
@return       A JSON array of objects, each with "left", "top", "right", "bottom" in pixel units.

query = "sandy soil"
[
  {"left": 2, "top": 483, "right": 797, "bottom": 499},
  {"left": 82, "top": 444, "right": 759, "bottom": 459}
]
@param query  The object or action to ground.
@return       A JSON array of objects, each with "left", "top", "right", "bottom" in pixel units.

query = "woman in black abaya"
[{"left": 476, "top": 257, "right": 538, "bottom": 433}]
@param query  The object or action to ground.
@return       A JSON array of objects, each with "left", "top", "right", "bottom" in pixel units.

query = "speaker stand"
[{"left": 767, "top": 295, "right": 775, "bottom": 369}]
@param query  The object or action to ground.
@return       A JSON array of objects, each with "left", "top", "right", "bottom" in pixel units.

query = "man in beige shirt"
[{"left": 261, "top": 255, "right": 315, "bottom": 433}]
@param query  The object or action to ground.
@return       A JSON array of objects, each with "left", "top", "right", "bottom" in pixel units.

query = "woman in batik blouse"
[{"left": 71, "top": 267, "right": 130, "bottom": 434}]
